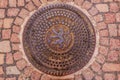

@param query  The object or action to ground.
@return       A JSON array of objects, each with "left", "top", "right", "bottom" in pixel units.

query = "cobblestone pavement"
[{"left": 0, "top": 0, "right": 120, "bottom": 80}]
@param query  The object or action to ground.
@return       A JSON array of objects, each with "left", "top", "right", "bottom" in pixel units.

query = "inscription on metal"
[{"left": 23, "top": 3, "right": 96, "bottom": 76}]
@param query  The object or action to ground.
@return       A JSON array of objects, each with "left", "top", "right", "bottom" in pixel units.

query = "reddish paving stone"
[
  {"left": 105, "top": 13, "right": 115, "bottom": 24},
  {"left": 0, "top": 20, "right": 3, "bottom": 28},
  {"left": 104, "top": 73, "right": 115, "bottom": 80},
  {"left": 74, "top": 0, "right": 84, "bottom": 6},
  {"left": 31, "top": 71, "right": 41, "bottom": 80},
  {"left": 108, "top": 24, "right": 117, "bottom": 37},
  {"left": 16, "top": 59, "right": 27, "bottom": 70},
  {"left": 91, "top": 61, "right": 101, "bottom": 72},
  {"left": 118, "top": 74, "right": 120, "bottom": 80},
  {"left": 2, "top": 29, "right": 11, "bottom": 39},
  {"left": 0, "top": 9, "right": 5, "bottom": 18},
  {"left": 82, "top": 68, "right": 94, "bottom": 80},
  {"left": 110, "top": 39, "right": 120, "bottom": 50},
  {"left": 7, "top": 8, "right": 20, "bottom": 17},
  {"left": 14, "top": 17, "right": 24, "bottom": 25},
  {"left": 32, "top": 0, "right": 41, "bottom": 7},
  {"left": 99, "top": 29, "right": 109, "bottom": 37},
  {"left": 95, "top": 75, "right": 102, "bottom": 80},
  {"left": 0, "top": 66, "right": 4, "bottom": 75},
  {"left": 100, "top": 37, "right": 109, "bottom": 46},
  {"left": 94, "top": 14, "right": 103, "bottom": 22},
  {"left": 110, "top": 3, "right": 119, "bottom": 12},
  {"left": 9, "top": 0, "right": 16, "bottom": 7},
  {"left": 25, "top": 1, "right": 36, "bottom": 11},
  {"left": 97, "top": 22, "right": 107, "bottom": 30},
  {"left": 19, "top": 9, "right": 29, "bottom": 19},
  {"left": 0, "top": 41, "right": 11, "bottom": 52},
  {"left": 24, "top": 66, "right": 33, "bottom": 77},
  {"left": 6, "top": 53, "right": 14, "bottom": 64},
  {"left": 107, "top": 50, "right": 119, "bottom": 62},
  {"left": 0, "top": 54, "right": 5, "bottom": 65},
  {"left": 96, "top": 4, "right": 109, "bottom": 12},
  {"left": 0, "top": 78, "right": 4, "bottom": 80},
  {"left": 17, "top": 0, "right": 25, "bottom": 7},
  {"left": 12, "top": 43, "right": 19, "bottom": 50},
  {"left": 6, "top": 66, "right": 20, "bottom": 75},
  {"left": 11, "top": 33, "right": 20, "bottom": 43},
  {"left": 13, "top": 51, "right": 22, "bottom": 61},
  {"left": 103, "top": 0, "right": 113, "bottom": 2},
  {"left": 116, "top": 12, "right": 120, "bottom": 22},
  {"left": 13, "top": 25, "right": 21, "bottom": 34},
  {"left": 99, "top": 46, "right": 108, "bottom": 56},
  {"left": 3, "top": 18, "right": 14, "bottom": 28},
  {"left": 0, "top": 0, "right": 8, "bottom": 8},
  {"left": 102, "top": 63, "right": 120, "bottom": 72},
  {"left": 82, "top": 1, "right": 92, "bottom": 10},
  {"left": 88, "top": 6, "right": 98, "bottom": 16},
  {"left": 91, "top": 0, "right": 101, "bottom": 3},
  {"left": 96, "top": 54, "right": 105, "bottom": 64},
  {"left": 6, "top": 77, "right": 16, "bottom": 80},
  {"left": 74, "top": 74, "right": 82, "bottom": 80}
]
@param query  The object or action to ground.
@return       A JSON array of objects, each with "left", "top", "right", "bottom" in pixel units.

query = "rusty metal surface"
[{"left": 23, "top": 3, "right": 96, "bottom": 76}]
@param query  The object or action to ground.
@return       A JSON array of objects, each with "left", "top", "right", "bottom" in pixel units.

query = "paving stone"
[
  {"left": 24, "top": 66, "right": 33, "bottom": 77},
  {"left": 96, "top": 4, "right": 109, "bottom": 12},
  {"left": 9, "top": 0, "right": 16, "bottom": 7},
  {"left": 13, "top": 51, "right": 22, "bottom": 61},
  {"left": 91, "top": 0, "right": 101, "bottom": 3},
  {"left": 99, "top": 46, "right": 108, "bottom": 56},
  {"left": 95, "top": 75, "right": 102, "bottom": 80},
  {"left": 3, "top": 18, "right": 14, "bottom": 28},
  {"left": 19, "top": 9, "right": 29, "bottom": 19},
  {"left": 94, "top": 14, "right": 103, "bottom": 22},
  {"left": 103, "top": 0, "right": 113, "bottom": 2},
  {"left": 6, "top": 77, "right": 16, "bottom": 80},
  {"left": 6, "top": 66, "right": 20, "bottom": 75},
  {"left": 107, "top": 50, "right": 119, "bottom": 62},
  {"left": 2, "top": 29, "right": 11, "bottom": 39},
  {"left": 0, "top": 9, "right": 5, "bottom": 18},
  {"left": 118, "top": 74, "right": 120, "bottom": 80},
  {"left": 105, "top": 13, "right": 115, "bottom": 24},
  {"left": 0, "top": 66, "right": 4, "bottom": 75},
  {"left": 6, "top": 53, "right": 14, "bottom": 64},
  {"left": 13, "top": 25, "right": 21, "bottom": 34},
  {"left": 0, "top": 78, "right": 4, "bottom": 80},
  {"left": 104, "top": 73, "right": 115, "bottom": 80},
  {"left": 74, "top": 0, "right": 84, "bottom": 6},
  {"left": 41, "top": 75, "right": 51, "bottom": 80},
  {"left": 88, "top": 6, "right": 98, "bottom": 16},
  {"left": 100, "top": 37, "right": 109, "bottom": 46},
  {"left": 11, "top": 33, "right": 20, "bottom": 43},
  {"left": 108, "top": 24, "right": 117, "bottom": 37},
  {"left": 91, "top": 61, "right": 101, "bottom": 72},
  {"left": 99, "top": 29, "right": 109, "bottom": 37},
  {"left": 16, "top": 59, "right": 27, "bottom": 70},
  {"left": 14, "top": 17, "right": 24, "bottom": 25},
  {"left": 7, "top": 8, "right": 20, "bottom": 17},
  {"left": 0, "top": 54, "right": 5, "bottom": 65},
  {"left": 110, "top": 39, "right": 120, "bottom": 50},
  {"left": 25, "top": 1, "right": 36, "bottom": 11},
  {"left": 12, "top": 43, "right": 19, "bottom": 50},
  {"left": 96, "top": 54, "right": 105, "bottom": 64},
  {"left": 0, "top": 20, "right": 3, "bottom": 28},
  {"left": 116, "top": 12, "right": 120, "bottom": 22},
  {"left": 0, "top": 0, "right": 8, "bottom": 8},
  {"left": 32, "top": 0, "right": 41, "bottom": 7},
  {"left": 82, "top": 68, "right": 94, "bottom": 80},
  {"left": 119, "top": 24, "right": 120, "bottom": 36},
  {"left": 31, "top": 71, "right": 41, "bottom": 80},
  {"left": 97, "top": 22, "right": 107, "bottom": 30},
  {"left": 110, "top": 3, "right": 119, "bottom": 12},
  {"left": 74, "top": 74, "right": 83, "bottom": 80},
  {"left": 17, "top": 0, "right": 25, "bottom": 7},
  {"left": 102, "top": 63, "right": 120, "bottom": 72},
  {"left": 82, "top": 1, "right": 92, "bottom": 10},
  {"left": 0, "top": 41, "right": 11, "bottom": 52}
]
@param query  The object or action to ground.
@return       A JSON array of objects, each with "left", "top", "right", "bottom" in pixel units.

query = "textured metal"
[{"left": 23, "top": 3, "right": 96, "bottom": 76}]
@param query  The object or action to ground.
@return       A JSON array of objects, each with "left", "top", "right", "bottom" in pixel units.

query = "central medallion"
[
  {"left": 23, "top": 3, "right": 96, "bottom": 76},
  {"left": 45, "top": 24, "right": 74, "bottom": 54}
]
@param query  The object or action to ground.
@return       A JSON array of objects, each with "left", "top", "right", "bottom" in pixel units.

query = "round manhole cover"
[{"left": 23, "top": 3, "right": 96, "bottom": 76}]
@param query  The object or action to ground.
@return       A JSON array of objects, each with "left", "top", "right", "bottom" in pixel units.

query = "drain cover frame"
[{"left": 23, "top": 3, "right": 96, "bottom": 76}]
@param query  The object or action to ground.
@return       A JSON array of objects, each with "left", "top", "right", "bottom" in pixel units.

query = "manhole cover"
[{"left": 23, "top": 3, "right": 96, "bottom": 76}]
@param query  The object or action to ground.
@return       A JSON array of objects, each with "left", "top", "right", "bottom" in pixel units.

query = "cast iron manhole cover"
[{"left": 23, "top": 3, "right": 96, "bottom": 76}]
